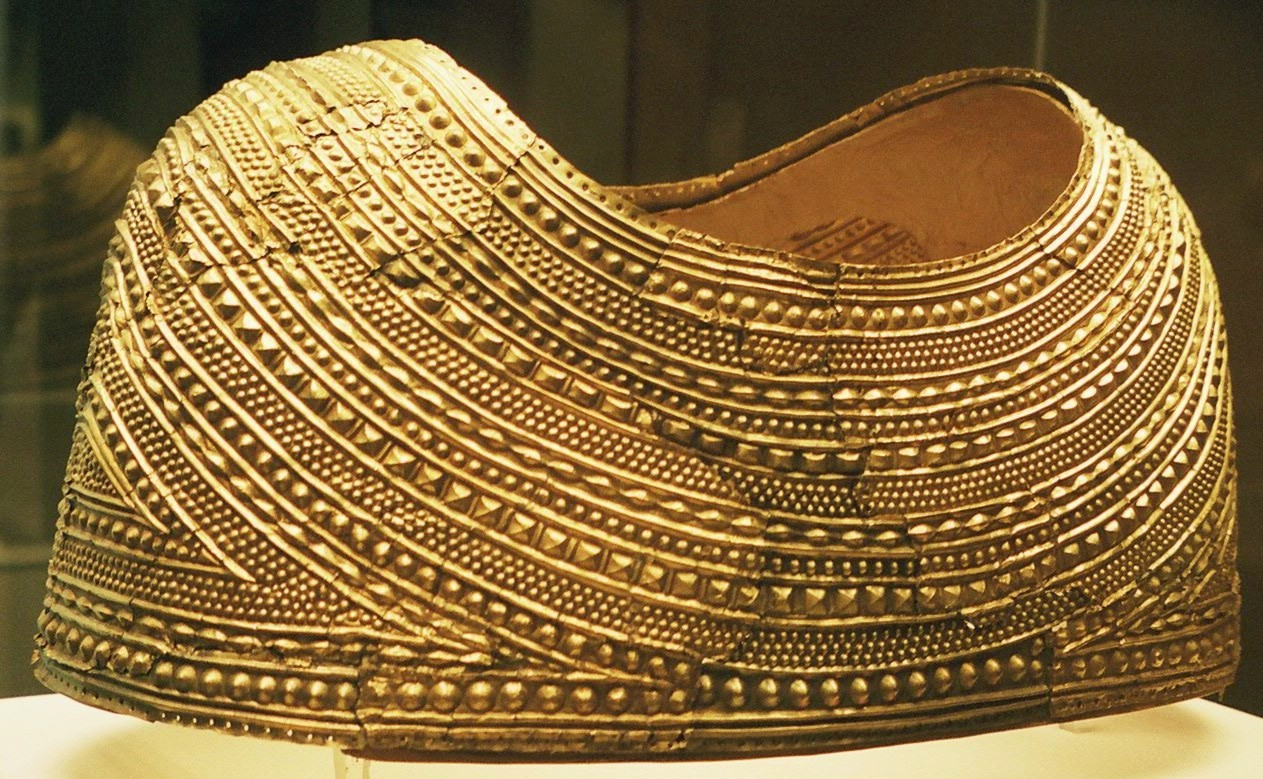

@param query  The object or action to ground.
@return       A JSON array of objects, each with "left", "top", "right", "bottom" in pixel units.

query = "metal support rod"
[
  {"left": 1033, "top": 0, "right": 1050, "bottom": 70},
  {"left": 331, "top": 747, "right": 371, "bottom": 779}
]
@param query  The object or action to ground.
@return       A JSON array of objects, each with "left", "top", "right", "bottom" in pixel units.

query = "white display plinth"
[{"left": 2, "top": 693, "right": 1261, "bottom": 779}]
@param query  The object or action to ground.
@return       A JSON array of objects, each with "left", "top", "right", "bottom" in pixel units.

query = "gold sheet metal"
[{"left": 33, "top": 41, "right": 1239, "bottom": 758}]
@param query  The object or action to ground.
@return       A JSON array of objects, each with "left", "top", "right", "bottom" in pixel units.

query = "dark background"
[{"left": 2, "top": 0, "right": 1260, "bottom": 717}]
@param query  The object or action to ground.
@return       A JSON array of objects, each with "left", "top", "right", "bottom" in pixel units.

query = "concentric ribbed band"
[{"left": 34, "top": 40, "right": 1238, "bottom": 757}]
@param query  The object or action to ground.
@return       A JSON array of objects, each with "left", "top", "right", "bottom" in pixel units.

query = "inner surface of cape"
[{"left": 652, "top": 84, "right": 1083, "bottom": 266}]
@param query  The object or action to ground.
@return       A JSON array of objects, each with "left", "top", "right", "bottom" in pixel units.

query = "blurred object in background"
[
  {"left": 2, "top": 0, "right": 148, "bottom": 697},
  {"left": 0, "top": 115, "right": 145, "bottom": 698},
  {"left": 0, "top": 116, "right": 143, "bottom": 548}
]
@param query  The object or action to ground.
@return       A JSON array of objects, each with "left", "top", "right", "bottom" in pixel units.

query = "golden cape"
[{"left": 35, "top": 40, "right": 1238, "bottom": 758}]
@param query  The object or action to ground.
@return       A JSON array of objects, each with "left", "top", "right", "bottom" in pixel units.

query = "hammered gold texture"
[{"left": 33, "top": 40, "right": 1239, "bottom": 758}]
